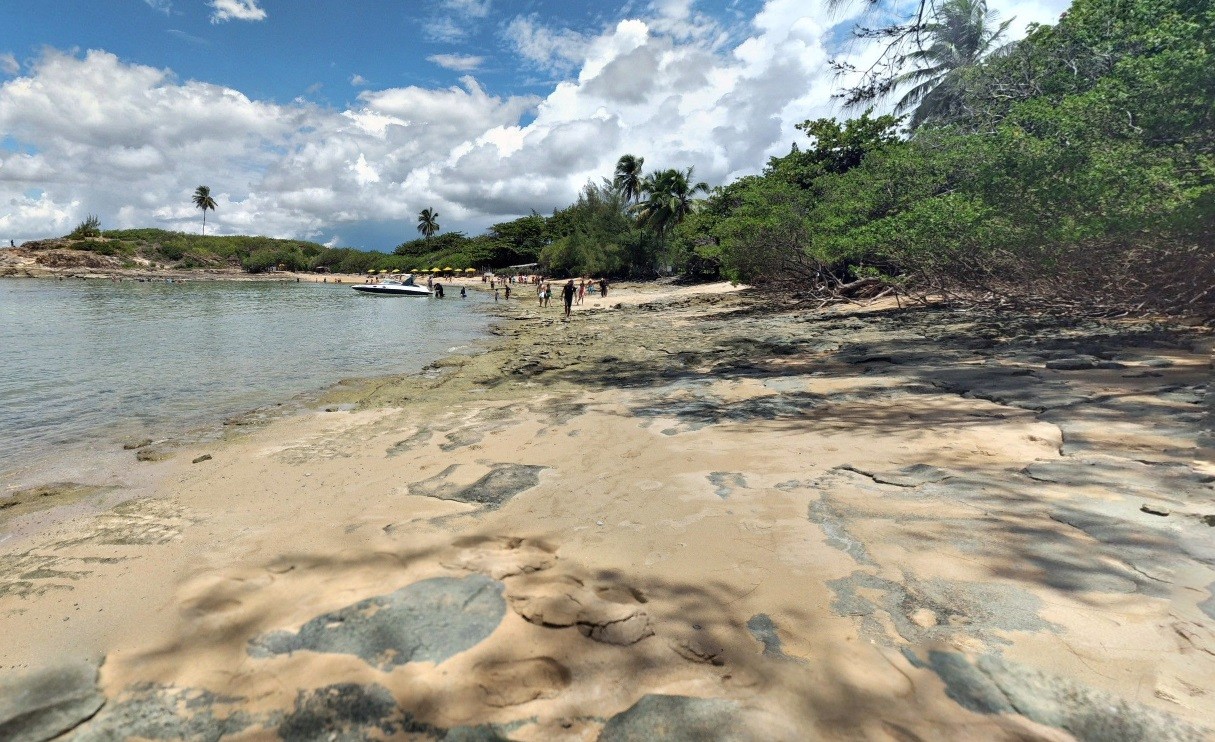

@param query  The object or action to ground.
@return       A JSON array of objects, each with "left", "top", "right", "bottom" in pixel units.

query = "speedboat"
[{"left": 352, "top": 274, "right": 430, "bottom": 297}]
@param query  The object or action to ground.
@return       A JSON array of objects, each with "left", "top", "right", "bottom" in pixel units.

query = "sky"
[{"left": 0, "top": 0, "right": 1071, "bottom": 251}]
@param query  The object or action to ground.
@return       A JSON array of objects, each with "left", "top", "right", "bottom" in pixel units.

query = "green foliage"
[
  {"left": 68, "top": 215, "right": 102, "bottom": 239},
  {"left": 688, "top": 0, "right": 1213, "bottom": 314}
]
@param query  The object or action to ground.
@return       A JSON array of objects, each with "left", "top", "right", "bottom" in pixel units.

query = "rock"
[
  {"left": 507, "top": 575, "right": 653, "bottom": 646},
  {"left": 121, "top": 438, "right": 153, "bottom": 450},
  {"left": 918, "top": 650, "right": 1210, "bottom": 742},
  {"left": 475, "top": 657, "right": 571, "bottom": 707},
  {"left": 408, "top": 463, "right": 546, "bottom": 510},
  {"left": 0, "top": 662, "right": 105, "bottom": 742},
  {"left": 1140, "top": 504, "right": 1170, "bottom": 516},
  {"left": 839, "top": 463, "right": 952, "bottom": 488},
  {"left": 249, "top": 574, "right": 505, "bottom": 669},
  {"left": 598, "top": 695, "right": 756, "bottom": 742},
  {"left": 191, "top": 454, "right": 212, "bottom": 464},
  {"left": 1045, "top": 357, "right": 1098, "bottom": 370}
]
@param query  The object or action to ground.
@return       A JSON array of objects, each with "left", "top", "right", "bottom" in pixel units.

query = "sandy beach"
[{"left": 2, "top": 281, "right": 1213, "bottom": 741}]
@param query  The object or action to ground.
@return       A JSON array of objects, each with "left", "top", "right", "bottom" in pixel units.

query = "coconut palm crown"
[
  {"left": 192, "top": 186, "right": 217, "bottom": 235},
  {"left": 893, "top": 0, "right": 1012, "bottom": 128},
  {"left": 417, "top": 208, "right": 440, "bottom": 240},
  {"left": 613, "top": 154, "right": 646, "bottom": 203}
]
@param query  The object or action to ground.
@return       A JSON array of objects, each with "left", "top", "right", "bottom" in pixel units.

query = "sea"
[{"left": 0, "top": 278, "right": 492, "bottom": 488}]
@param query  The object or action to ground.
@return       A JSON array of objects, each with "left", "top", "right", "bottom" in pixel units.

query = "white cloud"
[
  {"left": 209, "top": 0, "right": 267, "bottom": 23},
  {"left": 443, "top": 0, "right": 491, "bottom": 19},
  {"left": 350, "top": 74, "right": 369, "bottom": 86},
  {"left": 0, "top": 53, "right": 19, "bottom": 76},
  {"left": 504, "top": 16, "right": 591, "bottom": 73},
  {"left": 427, "top": 54, "right": 485, "bottom": 72},
  {"left": 0, "top": 0, "right": 1072, "bottom": 244},
  {"left": 143, "top": 0, "right": 172, "bottom": 15}
]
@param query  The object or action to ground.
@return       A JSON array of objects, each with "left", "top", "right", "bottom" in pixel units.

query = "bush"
[{"left": 68, "top": 215, "right": 102, "bottom": 239}]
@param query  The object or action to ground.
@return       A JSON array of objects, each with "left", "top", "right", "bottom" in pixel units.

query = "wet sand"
[{"left": 1, "top": 283, "right": 1213, "bottom": 741}]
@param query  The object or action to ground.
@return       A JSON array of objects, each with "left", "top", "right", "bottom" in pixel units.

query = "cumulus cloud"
[
  {"left": 428, "top": 54, "right": 485, "bottom": 72},
  {"left": 0, "top": 0, "right": 1071, "bottom": 245},
  {"left": 209, "top": 0, "right": 267, "bottom": 23},
  {"left": 504, "top": 16, "right": 591, "bottom": 73}
]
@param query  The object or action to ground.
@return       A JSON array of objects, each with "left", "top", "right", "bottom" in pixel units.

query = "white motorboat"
[{"left": 352, "top": 274, "right": 431, "bottom": 297}]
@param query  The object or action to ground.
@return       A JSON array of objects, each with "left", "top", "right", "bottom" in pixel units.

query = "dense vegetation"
[
  {"left": 54, "top": 0, "right": 1211, "bottom": 315},
  {"left": 675, "top": 0, "right": 1214, "bottom": 315}
]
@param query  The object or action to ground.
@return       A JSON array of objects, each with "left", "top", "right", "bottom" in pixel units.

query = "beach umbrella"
[
  {"left": 366, "top": 269, "right": 375, "bottom": 274},
  {"left": 464, "top": 268, "right": 475, "bottom": 273},
  {"left": 443, "top": 266, "right": 454, "bottom": 271},
  {"left": 391, "top": 269, "right": 401, "bottom": 274},
  {"left": 432, "top": 267, "right": 442, "bottom": 273}
]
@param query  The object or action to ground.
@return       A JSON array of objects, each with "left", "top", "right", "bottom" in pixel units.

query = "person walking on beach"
[
  {"left": 562, "top": 279, "right": 575, "bottom": 319},
  {"left": 494, "top": 288, "right": 499, "bottom": 302},
  {"left": 599, "top": 278, "right": 608, "bottom": 297},
  {"left": 504, "top": 284, "right": 511, "bottom": 300}
]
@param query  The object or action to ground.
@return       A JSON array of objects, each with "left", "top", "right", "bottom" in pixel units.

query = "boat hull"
[{"left": 351, "top": 284, "right": 430, "bottom": 297}]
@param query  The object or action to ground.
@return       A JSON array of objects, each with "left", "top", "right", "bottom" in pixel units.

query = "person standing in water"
[{"left": 562, "top": 279, "right": 575, "bottom": 319}]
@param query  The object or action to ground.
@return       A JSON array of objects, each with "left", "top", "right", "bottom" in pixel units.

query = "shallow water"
[{"left": 0, "top": 278, "right": 490, "bottom": 485}]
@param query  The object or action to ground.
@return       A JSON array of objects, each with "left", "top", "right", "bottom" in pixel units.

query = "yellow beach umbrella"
[
  {"left": 464, "top": 268, "right": 475, "bottom": 273},
  {"left": 432, "top": 267, "right": 442, "bottom": 273},
  {"left": 443, "top": 266, "right": 454, "bottom": 272},
  {"left": 366, "top": 269, "right": 375, "bottom": 274},
  {"left": 391, "top": 269, "right": 401, "bottom": 274}
]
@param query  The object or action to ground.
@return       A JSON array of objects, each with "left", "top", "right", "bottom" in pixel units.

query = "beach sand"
[{"left": 1, "top": 282, "right": 1213, "bottom": 741}]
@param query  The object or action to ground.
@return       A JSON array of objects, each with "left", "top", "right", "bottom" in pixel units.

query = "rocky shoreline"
[{"left": 1, "top": 286, "right": 1213, "bottom": 741}]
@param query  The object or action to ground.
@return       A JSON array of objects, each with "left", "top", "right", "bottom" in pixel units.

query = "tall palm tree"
[
  {"left": 893, "top": 0, "right": 1012, "bottom": 127},
  {"left": 630, "top": 167, "right": 709, "bottom": 241},
  {"left": 192, "top": 186, "right": 217, "bottom": 235},
  {"left": 417, "top": 208, "right": 440, "bottom": 240},
  {"left": 613, "top": 154, "right": 646, "bottom": 204}
]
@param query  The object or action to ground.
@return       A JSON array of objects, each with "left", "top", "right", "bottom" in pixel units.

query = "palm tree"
[
  {"left": 893, "top": 0, "right": 1012, "bottom": 127},
  {"left": 192, "top": 186, "right": 217, "bottom": 235},
  {"left": 613, "top": 154, "right": 646, "bottom": 204},
  {"left": 417, "top": 208, "right": 440, "bottom": 240},
  {"left": 630, "top": 167, "right": 709, "bottom": 241}
]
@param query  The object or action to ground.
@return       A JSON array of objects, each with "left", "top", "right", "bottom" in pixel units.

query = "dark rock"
[
  {"left": 1045, "top": 357, "right": 1098, "bottom": 370},
  {"left": 1139, "top": 504, "right": 1170, "bottom": 517},
  {"left": 918, "top": 650, "right": 1209, "bottom": 742},
  {"left": 408, "top": 464, "right": 546, "bottom": 510},
  {"left": 0, "top": 662, "right": 104, "bottom": 742},
  {"left": 74, "top": 685, "right": 252, "bottom": 742},
  {"left": 191, "top": 454, "right": 212, "bottom": 464},
  {"left": 249, "top": 574, "right": 505, "bottom": 669},
  {"left": 277, "top": 683, "right": 401, "bottom": 742},
  {"left": 598, "top": 695, "right": 753, "bottom": 742},
  {"left": 707, "top": 472, "right": 746, "bottom": 499},
  {"left": 122, "top": 438, "right": 153, "bottom": 450}
]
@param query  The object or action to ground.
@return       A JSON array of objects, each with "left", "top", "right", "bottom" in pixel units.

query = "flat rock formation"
[{"left": 1, "top": 284, "right": 1212, "bottom": 740}]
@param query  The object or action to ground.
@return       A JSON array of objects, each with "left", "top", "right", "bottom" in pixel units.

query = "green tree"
[
  {"left": 417, "top": 208, "right": 440, "bottom": 240},
  {"left": 613, "top": 154, "right": 646, "bottom": 203},
  {"left": 893, "top": 0, "right": 1013, "bottom": 127},
  {"left": 631, "top": 168, "right": 709, "bottom": 242},
  {"left": 192, "top": 186, "right": 217, "bottom": 235}
]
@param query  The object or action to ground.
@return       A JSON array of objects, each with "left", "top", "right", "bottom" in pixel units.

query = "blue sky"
[{"left": 0, "top": 0, "right": 1069, "bottom": 250}]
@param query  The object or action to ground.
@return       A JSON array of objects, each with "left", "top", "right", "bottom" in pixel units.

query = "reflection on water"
[{"left": 0, "top": 279, "right": 489, "bottom": 483}]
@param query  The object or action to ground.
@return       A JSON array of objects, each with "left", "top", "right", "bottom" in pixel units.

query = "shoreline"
[{"left": 1, "top": 282, "right": 1213, "bottom": 740}]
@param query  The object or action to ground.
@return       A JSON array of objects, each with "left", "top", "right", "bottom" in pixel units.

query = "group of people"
[
  {"left": 486, "top": 275, "right": 609, "bottom": 317},
  {"left": 537, "top": 278, "right": 609, "bottom": 318}
]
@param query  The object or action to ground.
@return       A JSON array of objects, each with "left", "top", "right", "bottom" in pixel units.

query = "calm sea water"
[{"left": 0, "top": 278, "right": 491, "bottom": 485}]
